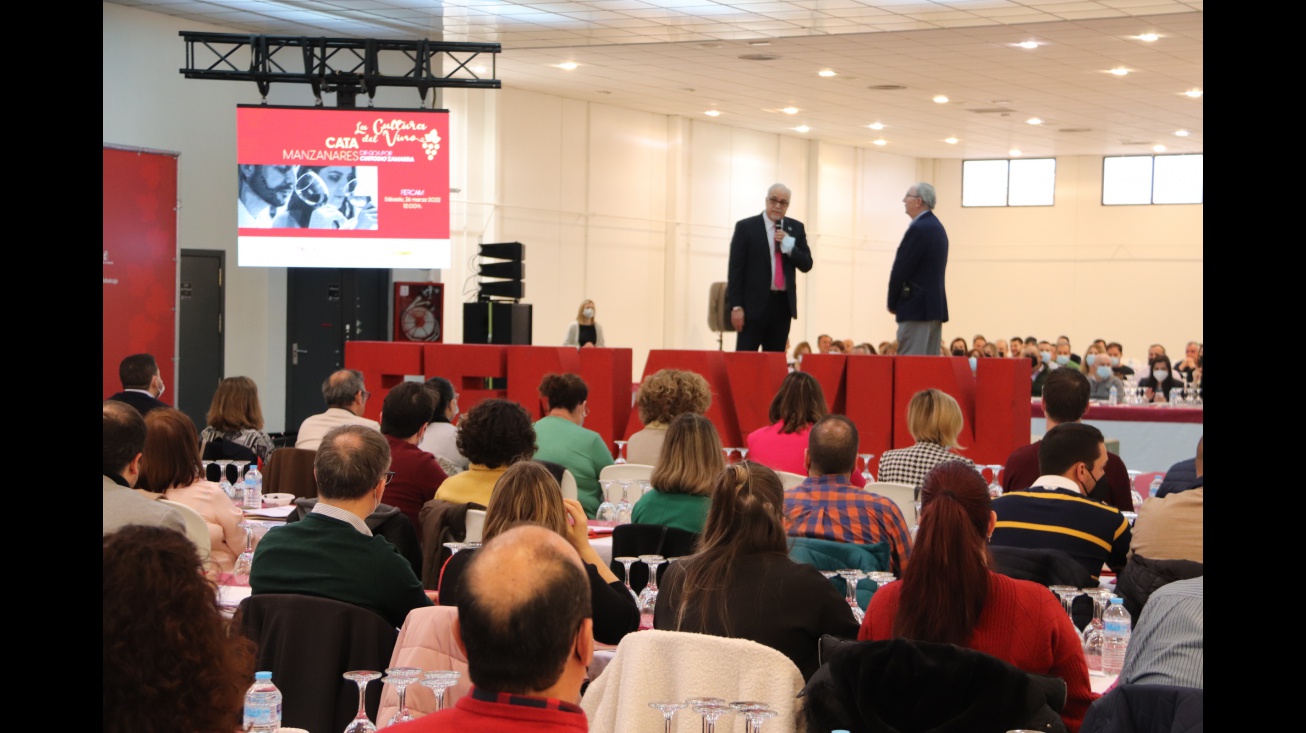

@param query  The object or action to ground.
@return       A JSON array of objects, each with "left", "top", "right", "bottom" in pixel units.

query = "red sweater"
[
  {"left": 858, "top": 571, "right": 1095, "bottom": 732},
  {"left": 387, "top": 689, "right": 588, "bottom": 733}
]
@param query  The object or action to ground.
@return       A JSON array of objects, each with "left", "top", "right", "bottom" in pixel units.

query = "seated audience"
[
  {"left": 251, "top": 424, "right": 434, "bottom": 627},
  {"left": 858, "top": 462, "right": 1093, "bottom": 732},
  {"left": 107, "top": 353, "right": 169, "bottom": 416},
  {"left": 748, "top": 372, "right": 865, "bottom": 488},
  {"left": 972, "top": 334, "right": 987, "bottom": 352},
  {"left": 391, "top": 525, "right": 594, "bottom": 732},
  {"left": 949, "top": 337, "right": 968, "bottom": 357},
  {"left": 851, "top": 342, "right": 877, "bottom": 355},
  {"left": 828, "top": 340, "right": 845, "bottom": 354},
  {"left": 784, "top": 415, "right": 913, "bottom": 575},
  {"left": 1053, "top": 338, "right": 1077, "bottom": 369},
  {"left": 104, "top": 525, "right": 256, "bottom": 733},
  {"left": 1106, "top": 341, "right": 1134, "bottom": 379},
  {"left": 1084, "top": 351, "right": 1125, "bottom": 402},
  {"left": 878, "top": 340, "right": 897, "bottom": 356},
  {"left": 991, "top": 423, "right": 1132, "bottom": 582},
  {"left": 631, "top": 413, "right": 724, "bottom": 534},
  {"left": 138, "top": 408, "right": 245, "bottom": 573},
  {"left": 295, "top": 369, "right": 381, "bottom": 450},
  {"left": 816, "top": 334, "right": 834, "bottom": 354},
  {"left": 1174, "top": 341, "right": 1202, "bottom": 382},
  {"left": 103, "top": 400, "right": 186, "bottom": 536},
  {"left": 1139, "top": 353, "right": 1182, "bottom": 403},
  {"left": 1117, "top": 576, "right": 1203, "bottom": 689},
  {"left": 1129, "top": 438, "right": 1203, "bottom": 564},
  {"left": 993, "top": 339, "right": 1008, "bottom": 358},
  {"left": 1002, "top": 368, "right": 1134, "bottom": 514},
  {"left": 380, "top": 381, "right": 448, "bottom": 533},
  {"left": 437, "top": 461, "right": 638, "bottom": 645},
  {"left": 791, "top": 341, "right": 812, "bottom": 370},
  {"left": 1155, "top": 437, "right": 1203, "bottom": 497},
  {"left": 626, "top": 368, "right": 712, "bottom": 466},
  {"left": 1024, "top": 344, "right": 1052, "bottom": 398},
  {"left": 1009, "top": 336, "right": 1024, "bottom": 356},
  {"left": 655, "top": 461, "right": 859, "bottom": 681},
  {"left": 436, "top": 398, "right": 537, "bottom": 507},
  {"left": 199, "top": 376, "right": 275, "bottom": 462},
  {"left": 878, "top": 389, "right": 976, "bottom": 489},
  {"left": 533, "top": 373, "right": 615, "bottom": 518},
  {"left": 1147, "top": 343, "right": 1167, "bottom": 362},
  {"left": 418, "top": 376, "right": 468, "bottom": 472}
]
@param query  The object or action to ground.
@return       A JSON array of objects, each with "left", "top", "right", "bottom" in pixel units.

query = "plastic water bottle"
[
  {"left": 1108, "top": 385, "right": 1118, "bottom": 405},
  {"left": 1148, "top": 475, "right": 1164, "bottom": 498},
  {"left": 243, "top": 461, "right": 263, "bottom": 510},
  {"left": 1101, "top": 598, "right": 1131, "bottom": 676},
  {"left": 243, "top": 671, "right": 282, "bottom": 732}
]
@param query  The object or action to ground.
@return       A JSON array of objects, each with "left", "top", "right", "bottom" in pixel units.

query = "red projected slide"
[{"left": 236, "top": 106, "right": 451, "bottom": 269}]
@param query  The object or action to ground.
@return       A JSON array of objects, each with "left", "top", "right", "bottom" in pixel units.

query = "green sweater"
[
  {"left": 533, "top": 416, "right": 614, "bottom": 518},
  {"left": 250, "top": 512, "right": 432, "bottom": 627},
  {"left": 630, "top": 489, "right": 710, "bottom": 534}
]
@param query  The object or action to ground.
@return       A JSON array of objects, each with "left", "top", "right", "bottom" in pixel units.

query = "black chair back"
[{"left": 609, "top": 523, "right": 699, "bottom": 592}]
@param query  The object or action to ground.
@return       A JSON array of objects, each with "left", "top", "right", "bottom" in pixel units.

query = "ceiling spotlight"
[
  {"left": 1016, "top": 41, "right": 1039, "bottom": 49},
  {"left": 559, "top": 62, "right": 578, "bottom": 70},
  {"left": 1153, "top": 144, "right": 1167, "bottom": 152},
  {"left": 1009, "top": 149, "right": 1022, "bottom": 157},
  {"left": 872, "top": 139, "right": 887, "bottom": 146},
  {"left": 1136, "top": 33, "right": 1159, "bottom": 42},
  {"left": 867, "top": 122, "right": 884, "bottom": 130},
  {"left": 1109, "top": 67, "right": 1129, "bottom": 76},
  {"left": 945, "top": 137, "right": 958, "bottom": 144},
  {"left": 1027, "top": 117, "right": 1042, "bottom": 125},
  {"left": 471, "top": 65, "right": 487, "bottom": 74},
  {"left": 818, "top": 70, "right": 837, "bottom": 77},
  {"left": 782, "top": 106, "right": 799, "bottom": 115},
  {"left": 705, "top": 110, "right": 720, "bottom": 117},
  {"left": 748, "top": 41, "right": 772, "bottom": 47},
  {"left": 795, "top": 125, "right": 810, "bottom": 133},
  {"left": 1185, "top": 89, "right": 1203, "bottom": 98},
  {"left": 1174, "top": 129, "right": 1189, "bottom": 137},
  {"left": 933, "top": 95, "right": 949, "bottom": 104}
]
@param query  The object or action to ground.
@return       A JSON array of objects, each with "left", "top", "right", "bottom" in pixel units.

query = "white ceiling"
[{"left": 109, "top": 0, "right": 1204, "bottom": 159}]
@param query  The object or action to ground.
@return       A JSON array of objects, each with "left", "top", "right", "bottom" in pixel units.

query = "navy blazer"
[
  {"left": 106, "top": 390, "right": 169, "bottom": 416},
  {"left": 726, "top": 213, "right": 813, "bottom": 321},
  {"left": 886, "top": 209, "right": 949, "bottom": 323}
]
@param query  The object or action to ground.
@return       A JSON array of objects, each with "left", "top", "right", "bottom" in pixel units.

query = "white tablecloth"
[{"left": 589, "top": 535, "right": 613, "bottom": 566}]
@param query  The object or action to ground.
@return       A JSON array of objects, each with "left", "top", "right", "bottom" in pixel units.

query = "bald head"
[
  {"left": 807, "top": 414, "right": 859, "bottom": 476},
  {"left": 103, "top": 400, "right": 146, "bottom": 477},
  {"left": 322, "top": 368, "right": 367, "bottom": 410}
]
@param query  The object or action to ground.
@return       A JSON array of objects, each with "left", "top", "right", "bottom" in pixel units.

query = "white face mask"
[
  {"left": 582, "top": 307, "right": 595, "bottom": 319},
  {"left": 1153, "top": 369, "right": 1169, "bottom": 381},
  {"left": 154, "top": 374, "right": 165, "bottom": 398}
]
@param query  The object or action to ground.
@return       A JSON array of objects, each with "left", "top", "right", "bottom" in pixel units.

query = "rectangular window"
[
  {"left": 1102, "top": 154, "right": 1203, "bottom": 205},
  {"left": 962, "top": 158, "right": 1055, "bottom": 207}
]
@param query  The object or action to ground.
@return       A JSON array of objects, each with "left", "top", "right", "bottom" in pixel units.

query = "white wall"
[{"left": 104, "top": 2, "right": 1202, "bottom": 431}]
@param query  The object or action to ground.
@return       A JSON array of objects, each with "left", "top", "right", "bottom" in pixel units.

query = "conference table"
[{"left": 1030, "top": 400, "right": 1202, "bottom": 473}]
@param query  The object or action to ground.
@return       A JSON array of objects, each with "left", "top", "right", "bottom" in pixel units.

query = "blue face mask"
[
  {"left": 1040, "top": 350, "right": 1052, "bottom": 363},
  {"left": 1055, "top": 354, "right": 1070, "bottom": 366},
  {"left": 968, "top": 356, "right": 978, "bottom": 371},
  {"left": 1109, "top": 356, "right": 1120, "bottom": 366},
  {"left": 1096, "top": 366, "right": 1113, "bottom": 379}
]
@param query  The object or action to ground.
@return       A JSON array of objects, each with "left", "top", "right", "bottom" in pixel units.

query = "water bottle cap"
[
  {"left": 255, "top": 671, "right": 273, "bottom": 680},
  {"left": 1109, "top": 597, "right": 1123, "bottom": 604}
]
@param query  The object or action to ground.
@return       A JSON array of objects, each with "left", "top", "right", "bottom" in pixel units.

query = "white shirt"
[
  {"left": 237, "top": 198, "right": 275, "bottom": 228},
  {"left": 295, "top": 407, "right": 381, "bottom": 451},
  {"left": 310, "top": 501, "right": 373, "bottom": 536}
]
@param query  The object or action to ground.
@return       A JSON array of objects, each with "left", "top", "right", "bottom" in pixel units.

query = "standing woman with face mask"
[{"left": 564, "top": 298, "right": 606, "bottom": 348}]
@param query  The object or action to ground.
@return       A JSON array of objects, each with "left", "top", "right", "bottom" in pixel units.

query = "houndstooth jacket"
[{"left": 876, "top": 442, "right": 975, "bottom": 487}]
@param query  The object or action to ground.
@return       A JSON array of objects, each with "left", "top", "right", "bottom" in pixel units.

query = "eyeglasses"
[
  {"left": 383, "top": 471, "right": 396, "bottom": 485},
  {"left": 904, "top": 194, "right": 921, "bottom": 200},
  {"left": 361, "top": 390, "right": 372, "bottom": 401},
  {"left": 766, "top": 196, "right": 790, "bottom": 206}
]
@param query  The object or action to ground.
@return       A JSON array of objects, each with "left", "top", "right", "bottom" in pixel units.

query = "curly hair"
[
  {"left": 539, "top": 373, "right": 588, "bottom": 412},
  {"left": 103, "top": 525, "right": 255, "bottom": 733},
  {"left": 456, "top": 398, "right": 538, "bottom": 469},
  {"left": 636, "top": 369, "right": 713, "bottom": 426}
]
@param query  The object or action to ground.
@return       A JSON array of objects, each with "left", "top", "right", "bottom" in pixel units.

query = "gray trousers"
[{"left": 897, "top": 320, "right": 943, "bottom": 356}]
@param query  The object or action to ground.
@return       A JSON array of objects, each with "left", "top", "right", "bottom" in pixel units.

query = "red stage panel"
[
  {"left": 505, "top": 347, "right": 583, "bottom": 419},
  {"left": 723, "top": 352, "right": 789, "bottom": 439},
  {"left": 844, "top": 355, "right": 895, "bottom": 476},
  {"left": 629, "top": 351, "right": 741, "bottom": 448},
  {"left": 972, "top": 358, "right": 1029, "bottom": 466},
  {"left": 578, "top": 348, "right": 633, "bottom": 456},
  {"left": 891, "top": 356, "right": 974, "bottom": 450},
  {"left": 346, "top": 341, "right": 425, "bottom": 422},
  {"left": 795, "top": 354, "right": 849, "bottom": 415},
  {"left": 421, "top": 343, "right": 509, "bottom": 414}
]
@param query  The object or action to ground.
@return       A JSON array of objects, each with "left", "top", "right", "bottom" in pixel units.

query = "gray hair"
[
  {"left": 322, "top": 369, "right": 366, "bottom": 408},
  {"left": 767, "top": 183, "right": 791, "bottom": 199},
  {"left": 314, "top": 424, "right": 390, "bottom": 500},
  {"left": 914, "top": 182, "right": 937, "bottom": 209}
]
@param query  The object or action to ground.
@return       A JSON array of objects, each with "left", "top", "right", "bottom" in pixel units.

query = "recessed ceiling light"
[
  {"left": 1009, "top": 149, "right": 1022, "bottom": 157},
  {"left": 558, "top": 62, "right": 578, "bottom": 70},
  {"left": 868, "top": 84, "right": 907, "bottom": 91},
  {"left": 945, "top": 137, "right": 958, "bottom": 144},
  {"left": 1016, "top": 41, "right": 1039, "bottom": 49},
  {"left": 933, "top": 95, "right": 949, "bottom": 104},
  {"left": 782, "top": 107, "right": 799, "bottom": 115},
  {"left": 748, "top": 41, "right": 771, "bottom": 47},
  {"left": 872, "top": 139, "right": 887, "bottom": 146},
  {"left": 1153, "top": 144, "right": 1167, "bottom": 152},
  {"left": 1185, "top": 89, "right": 1203, "bottom": 98},
  {"left": 1027, "top": 117, "right": 1042, "bottom": 125},
  {"left": 818, "top": 70, "right": 836, "bottom": 77},
  {"left": 595, "top": 90, "right": 611, "bottom": 95},
  {"left": 698, "top": 43, "right": 722, "bottom": 49},
  {"left": 1174, "top": 129, "right": 1189, "bottom": 137},
  {"left": 705, "top": 110, "right": 720, "bottom": 117},
  {"left": 867, "top": 122, "right": 884, "bottom": 130},
  {"left": 1136, "top": 33, "right": 1159, "bottom": 42},
  {"left": 1109, "top": 67, "right": 1129, "bottom": 76},
  {"left": 795, "top": 125, "right": 810, "bottom": 133}
]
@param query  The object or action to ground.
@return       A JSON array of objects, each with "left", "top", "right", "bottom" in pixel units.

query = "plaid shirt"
[{"left": 784, "top": 474, "right": 913, "bottom": 575}]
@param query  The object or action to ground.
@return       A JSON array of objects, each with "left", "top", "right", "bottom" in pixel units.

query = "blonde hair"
[
  {"left": 575, "top": 299, "right": 596, "bottom": 321},
  {"left": 482, "top": 461, "right": 569, "bottom": 542},
  {"left": 906, "top": 389, "right": 965, "bottom": 449},
  {"left": 1080, "top": 343, "right": 1106, "bottom": 374},
  {"left": 650, "top": 413, "right": 725, "bottom": 496},
  {"left": 636, "top": 369, "right": 712, "bottom": 426}
]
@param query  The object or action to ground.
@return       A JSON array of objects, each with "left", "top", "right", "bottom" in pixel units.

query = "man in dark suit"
[
  {"left": 726, "top": 183, "right": 814, "bottom": 352},
  {"left": 106, "top": 353, "right": 169, "bottom": 416},
  {"left": 886, "top": 182, "right": 949, "bottom": 356}
]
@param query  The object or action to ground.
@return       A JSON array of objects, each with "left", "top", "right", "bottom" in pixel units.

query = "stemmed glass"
[
  {"left": 722, "top": 447, "right": 738, "bottom": 464},
  {"left": 342, "top": 670, "right": 382, "bottom": 733},
  {"left": 858, "top": 453, "right": 875, "bottom": 483},
  {"left": 1049, "top": 585, "right": 1081, "bottom": 626},
  {"left": 648, "top": 701, "right": 688, "bottom": 733},
  {"left": 215, "top": 459, "right": 235, "bottom": 500},
  {"left": 732, "top": 701, "right": 777, "bottom": 733},
  {"left": 637, "top": 554, "right": 667, "bottom": 630},
  {"left": 688, "top": 697, "right": 733, "bottom": 733},
  {"left": 234, "top": 459, "right": 254, "bottom": 508},
  {"left": 230, "top": 523, "right": 256, "bottom": 585},
  {"left": 614, "top": 556, "right": 640, "bottom": 603},
  {"left": 737, "top": 447, "right": 749, "bottom": 462},
  {"left": 1079, "top": 588, "right": 1114, "bottom": 676},
  {"left": 614, "top": 440, "right": 628, "bottom": 464},
  {"left": 420, "top": 670, "right": 462, "bottom": 711},
  {"left": 383, "top": 667, "right": 422, "bottom": 727},
  {"left": 836, "top": 569, "right": 866, "bottom": 623},
  {"left": 637, "top": 479, "right": 652, "bottom": 498},
  {"left": 596, "top": 480, "right": 617, "bottom": 522},
  {"left": 1126, "top": 469, "right": 1145, "bottom": 509},
  {"left": 985, "top": 464, "right": 1004, "bottom": 499},
  {"left": 615, "top": 481, "right": 634, "bottom": 524},
  {"left": 201, "top": 459, "right": 216, "bottom": 483},
  {"left": 443, "top": 541, "right": 469, "bottom": 557}
]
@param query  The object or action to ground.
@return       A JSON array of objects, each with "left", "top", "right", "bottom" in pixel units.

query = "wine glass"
[
  {"left": 614, "top": 556, "right": 640, "bottom": 603},
  {"left": 732, "top": 701, "right": 777, "bottom": 733},
  {"left": 836, "top": 569, "right": 866, "bottom": 623},
  {"left": 294, "top": 170, "right": 331, "bottom": 207},
  {"left": 215, "top": 459, "right": 235, "bottom": 500},
  {"left": 722, "top": 447, "right": 737, "bottom": 464},
  {"left": 420, "top": 670, "right": 462, "bottom": 711},
  {"left": 688, "top": 697, "right": 733, "bottom": 733},
  {"left": 383, "top": 667, "right": 422, "bottom": 726},
  {"left": 1079, "top": 588, "right": 1113, "bottom": 676},
  {"left": 738, "top": 447, "right": 749, "bottom": 461},
  {"left": 613, "top": 440, "right": 628, "bottom": 464},
  {"left": 986, "top": 464, "right": 1004, "bottom": 499},
  {"left": 201, "top": 459, "right": 216, "bottom": 483},
  {"left": 230, "top": 523, "right": 255, "bottom": 585},
  {"left": 615, "top": 480, "right": 634, "bottom": 524},
  {"left": 596, "top": 480, "right": 617, "bottom": 523},
  {"left": 1048, "top": 585, "right": 1081, "bottom": 626},
  {"left": 637, "top": 554, "right": 666, "bottom": 629},
  {"left": 648, "top": 701, "right": 688, "bottom": 733},
  {"left": 342, "top": 670, "right": 382, "bottom": 733},
  {"left": 858, "top": 453, "right": 875, "bottom": 483},
  {"left": 637, "top": 479, "right": 652, "bottom": 498}
]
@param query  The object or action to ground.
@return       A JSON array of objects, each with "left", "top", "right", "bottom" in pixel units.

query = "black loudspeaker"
[
  {"left": 479, "top": 242, "right": 524, "bottom": 260},
  {"left": 463, "top": 302, "right": 533, "bottom": 345}
]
